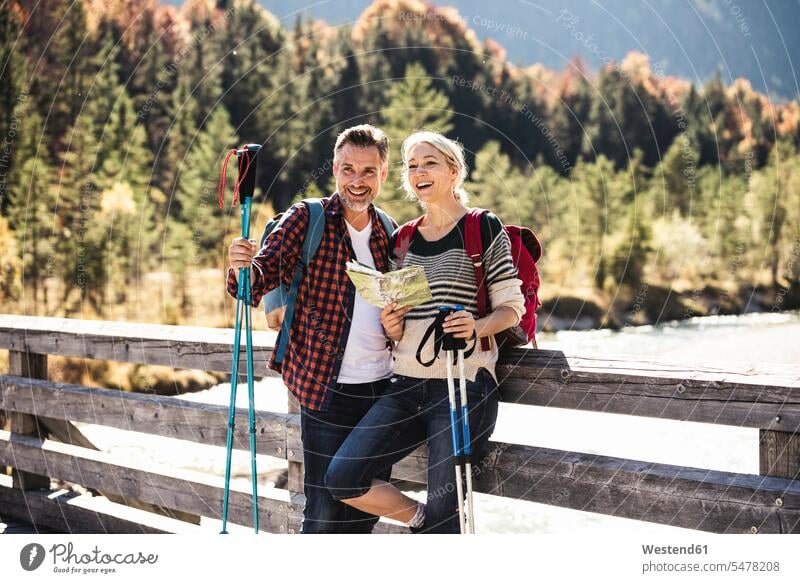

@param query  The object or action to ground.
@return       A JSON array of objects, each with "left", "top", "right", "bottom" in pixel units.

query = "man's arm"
[{"left": 226, "top": 203, "right": 309, "bottom": 308}]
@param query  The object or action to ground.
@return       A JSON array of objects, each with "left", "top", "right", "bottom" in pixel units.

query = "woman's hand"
[
  {"left": 381, "top": 302, "right": 412, "bottom": 341},
  {"left": 443, "top": 309, "right": 476, "bottom": 339}
]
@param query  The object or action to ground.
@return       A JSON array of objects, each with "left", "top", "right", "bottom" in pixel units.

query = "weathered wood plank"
[
  {"left": 7, "top": 350, "right": 50, "bottom": 490},
  {"left": 289, "top": 415, "right": 800, "bottom": 533},
  {"left": 497, "top": 349, "right": 800, "bottom": 430},
  {"left": 0, "top": 314, "right": 277, "bottom": 374},
  {"left": 4, "top": 424, "right": 798, "bottom": 533},
  {"left": 0, "top": 475, "right": 196, "bottom": 533},
  {"left": 0, "top": 376, "right": 288, "bottom": 457},
  {"left": 285, "top": 392, "right": 304, "bottom": 531},
  {"left": 468, "top": 441, "right": 800, "bottom": 534},
  {"left": 759, "top": 429, "right": 800, "bottom": 481},
  {"left": 39, "top": 416, "right": 201, "bottom": 525},
  {"left": 499, "top": 349, "right": 800, "bottom": 386},
  {"left": 2, "top": 315, "right": 799, "bottom": 429},
  {"left": 1, "top": 517, "right": 60, "bottom": 534},
  {"left": 0, "top": 430, "right": 290, "bottom": 533}
]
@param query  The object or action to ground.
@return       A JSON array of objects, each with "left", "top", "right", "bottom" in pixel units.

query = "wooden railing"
[{"left": 0, "top": 314, "right": 798, "bottom": 534}]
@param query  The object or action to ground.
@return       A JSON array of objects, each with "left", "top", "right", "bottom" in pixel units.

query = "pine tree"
[
  {"left": 655, "top": 136, "right": 700, "bottom": 217},
  {"left": 683, "top": 85, "right": 716, "bottom": 167},
  {"left": 271, "top": 17, "right": 337, "bottom": 210},
  {"left": 99, "top": 90, "right": 159, "bottom": 304},
  {"left": 581, "top": 68, "right": 672, "bottom": 169},
  {"left": 572, "top": 155, "right": 624, "bottom": 289},
  {"left": 54, "top": 106, "right": 104, "bottom": 314},
  {"left": 467, "top": 141, "right": 551, "bottom": 234},
  {"left": 747, "top": 141, "right": 794, "bottom": 285},
  {"left": 0, "top": 2, "right": 30, "bottom": 216},
  {"left": 468, "top": 141, "right": 513, "bottom": 211},
  {"left": 163, "top": 219, "right": 197, "bottom": 318},
  {"left": 28, "top": 1, "right": 92, "bottom": 161},
  {"left": 155, "top": 76, "right": 199, "bottom": 218},
  {"left": 217, "top": 0, "right": 285, "bottom": 206},
  {"left": 86, "top": 34, "right": 127, "bottom": 175},
  {"left": 701, "top": 72, "right": 741, "bottom": 169},
  {"left": 609, "top": 202, "right": 653, "bottom": 289},
  {"left": 379, "top": 62, "right": 454, "bottom": 222},
  {"left": 550, "top": 77, "right": 592, "bottom": 175},
  {"left": 330, "top": 29, "right": 367, "bottom": 128},
  {"left": 185, "top": 8, "right": 226, "bottom": 130},
  {"left": 7, "top": 111, "right": 55, "bottom": 311},
  {"left": 176, "top": 104, "right": 238, "bottom": 266}
]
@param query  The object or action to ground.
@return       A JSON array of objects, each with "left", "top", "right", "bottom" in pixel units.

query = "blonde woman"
[{"left": 324, "top": 131, "right": 525, "bottom": 533}]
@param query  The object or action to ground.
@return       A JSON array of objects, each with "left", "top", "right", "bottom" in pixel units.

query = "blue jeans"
[
  {"left": 300, "top": 378, "right": 394, "bottom": 533},
  {"left": 324, "top": 367, "right": 500, "bottom": 533}
]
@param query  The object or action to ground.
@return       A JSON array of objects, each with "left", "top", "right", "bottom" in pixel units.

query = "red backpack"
[{"left": 394, "top": 208, "right": 542, "bottom": 350}]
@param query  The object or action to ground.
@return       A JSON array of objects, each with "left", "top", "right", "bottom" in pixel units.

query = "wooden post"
[
  {"left": 8, "top": 350, "right": 50, "bottom": 490},
  {"left": 0, "top": 403, "right": 6, "bottom": 478},
  {"left": 759, "top": 429, "right": 800, "bottom": 481},
  {"left": 286, "top": 390, "right": 304, "bottom": 534}
]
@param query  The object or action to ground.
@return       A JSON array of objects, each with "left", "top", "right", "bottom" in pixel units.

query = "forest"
[{"left": 1, "top": 0, "right": 799, "bottom": 329}]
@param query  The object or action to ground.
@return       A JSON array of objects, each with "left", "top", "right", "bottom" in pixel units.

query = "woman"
[{"left": 324, "top": 130, "right": 525, "bottom": 533}]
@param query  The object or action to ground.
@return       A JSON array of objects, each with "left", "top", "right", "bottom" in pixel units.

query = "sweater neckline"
[{"left": 415, "top": 213, "right": 468, "bottom": 243}]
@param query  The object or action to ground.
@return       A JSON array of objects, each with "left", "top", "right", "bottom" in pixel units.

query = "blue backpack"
[{"left": 260, "top": 198, "right": 395, "bottom": 365}]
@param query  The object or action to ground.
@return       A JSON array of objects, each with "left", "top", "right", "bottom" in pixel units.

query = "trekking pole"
[
  {"left": 457, "top": 347, "right": 476, "bottom": 534},
  {"left": 218, "top": 143, "right": 262, "bottom": 534},
  {"left": 441, "top": 305, "right": 473, "bottom": 534},
  {"left": 445, "top": 349, "right": 466, "bottom": 534}
]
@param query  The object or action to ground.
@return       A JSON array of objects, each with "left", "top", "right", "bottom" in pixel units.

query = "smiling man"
[{"left": 226, "top": 124, "right": 397, "bottom": 533}]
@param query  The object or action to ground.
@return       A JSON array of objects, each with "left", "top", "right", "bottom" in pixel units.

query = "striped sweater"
[{"left": 390, "top": 211, "right": 525, "bottom": 383}]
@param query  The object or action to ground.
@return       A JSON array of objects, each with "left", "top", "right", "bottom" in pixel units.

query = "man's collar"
[{"left": 326, "top": 192, "right": 344, "bottom": 216}]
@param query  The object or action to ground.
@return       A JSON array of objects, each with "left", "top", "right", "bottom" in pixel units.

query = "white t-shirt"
[{"left": 337, "top": 219, "right": 393, "bottom": 384}]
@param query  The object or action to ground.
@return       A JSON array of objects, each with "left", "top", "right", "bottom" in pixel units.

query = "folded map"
[{"left": 345, "top": 260, "right": 433, "bottom": 308}]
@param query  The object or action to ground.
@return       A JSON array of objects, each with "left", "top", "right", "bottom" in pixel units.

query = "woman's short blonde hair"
[{"left": 400, "top": 130, "right": 469, "bottom": 205}]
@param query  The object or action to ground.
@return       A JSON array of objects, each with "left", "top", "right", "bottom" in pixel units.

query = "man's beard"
[{"left": 340, "top": 186, "right": 375, "bottom": 212}]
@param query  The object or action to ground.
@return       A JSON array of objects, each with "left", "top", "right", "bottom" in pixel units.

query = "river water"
[{"left": 76, "top": 310, "right": 800, "bottom": 533}]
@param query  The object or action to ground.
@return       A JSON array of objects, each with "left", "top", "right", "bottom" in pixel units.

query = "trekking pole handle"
[
  {"left": 440, "top": 305, "right": 467, "bottom": 352},
  {"left": 236, "top": 144, "right": 262, "bottom": 200}
]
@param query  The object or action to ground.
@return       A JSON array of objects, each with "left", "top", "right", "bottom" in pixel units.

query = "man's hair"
[{"left": 333, "top": 124, "right": 389, "bottom": 165}]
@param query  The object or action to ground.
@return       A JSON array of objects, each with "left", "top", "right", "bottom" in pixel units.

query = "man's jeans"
[
  {"left": 324, "top": 367, "right": 500, "bottom": 533},
  {"left": 299, "top": 378, "right": 393, "bottom": 533}
]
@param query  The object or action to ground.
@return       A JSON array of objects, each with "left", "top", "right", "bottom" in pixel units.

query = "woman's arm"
[
  {"left": 475, "top": 305, "right": 519, "bottom": 338},
  {"left": 381, "top": 302, "right": 412, "bottom": 342}
]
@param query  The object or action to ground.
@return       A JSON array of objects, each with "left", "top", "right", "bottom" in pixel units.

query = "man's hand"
[
  {"left": 381, "top": 302, "right": 412, "bottom": 342},
  {"left": 229, "top": 238, "right": 257, "bottom": 270}
]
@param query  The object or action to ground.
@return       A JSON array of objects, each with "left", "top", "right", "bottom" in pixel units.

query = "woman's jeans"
[{"left": 324, "top": 367, "right": 500, "bottom": 533}]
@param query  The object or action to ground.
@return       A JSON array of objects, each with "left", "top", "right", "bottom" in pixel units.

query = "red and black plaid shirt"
[{"left": 226, "top": 193, "right": 395, "bottom": 411}]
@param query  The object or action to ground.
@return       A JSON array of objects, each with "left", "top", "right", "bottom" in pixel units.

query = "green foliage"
[
  {"left": 0, "top": 216, "right": 22, "bottom": 302},
  {"left": 177, "top": 105, "right": 238, "bottom": 266},
  {"left": 3, "top": 0, "right": 800, "bottom": 321},
  {"left": 654, "top": 135, "right": 700, "bottom": 217},
  {"left": 379, "top": 62, "right": 454, "bottom": 223}
]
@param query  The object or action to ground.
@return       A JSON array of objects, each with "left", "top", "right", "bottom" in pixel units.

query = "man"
[{"left": 226, "top": 125, "right": 397, "bottom": 533}]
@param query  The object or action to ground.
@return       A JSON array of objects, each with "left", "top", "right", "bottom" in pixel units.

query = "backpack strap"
[
  {"left": 275, "top": 199, "right": 325, "bottom": 364},
  {"left": 373, "top": 206, "right": 396, "bottom": 240},
  {"left": 464, "top": 208, "right": 491, "bottom": 351},
  {"left": 392, "top": 216, "right": 424, "bottom": 268}
]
